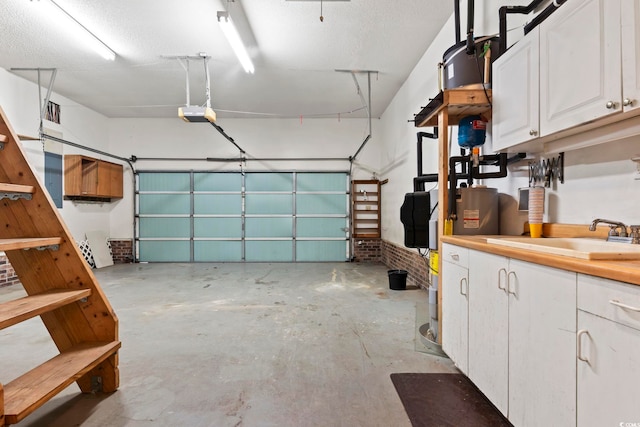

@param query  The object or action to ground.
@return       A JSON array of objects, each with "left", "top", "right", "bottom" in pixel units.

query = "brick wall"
[
  {"left": 0, "top": 254, "right": 20, "bottom": 287},
  {"left": 110, "top": 239, "right": 133, "bottom": 264},
  {"left": 352, "top": 238, "right": 381, "bottom": 262},
  {"left": 380, "top": 240, "right": 431, "bottom": 290}
]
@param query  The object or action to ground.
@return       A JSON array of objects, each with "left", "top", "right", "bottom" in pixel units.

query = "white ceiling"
[{"left": 0, "top": 0, "right": 453, "bottom": 120}]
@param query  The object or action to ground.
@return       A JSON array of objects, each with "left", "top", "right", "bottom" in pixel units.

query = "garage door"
[{"left": 137, "top": 171, "right": 349, "bottom": 262}]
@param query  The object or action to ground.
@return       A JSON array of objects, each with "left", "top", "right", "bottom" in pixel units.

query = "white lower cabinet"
[
  {"left": 441, "top": 243, "right": 469, "bottom": 374},
  {"left": 467, "top": 251, "right": 509, "bottom": 415},
  {"left": 577, "top": 274, "right": 640, "bottom": 427},
  {"left": 506, "top": 259, "right": 576, "bottom": 427},
  {"left": 464, "top": 249, "right": 576, "bottom": 426}
]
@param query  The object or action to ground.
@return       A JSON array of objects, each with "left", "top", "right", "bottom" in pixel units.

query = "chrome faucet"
[{"left": 589, "top": 218, "right": 629, "bottom": 236}]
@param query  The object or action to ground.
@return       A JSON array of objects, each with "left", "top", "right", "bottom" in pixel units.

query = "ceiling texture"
[{"left": 1, "top": 0, "right": 453, "bottom": 120}]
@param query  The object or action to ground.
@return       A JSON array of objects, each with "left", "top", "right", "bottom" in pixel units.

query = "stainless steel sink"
[{"left": 486, "top": 237, "right": 640, "bottom": 260}]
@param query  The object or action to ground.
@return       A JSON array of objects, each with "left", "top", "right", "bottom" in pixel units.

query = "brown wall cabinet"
[{"left": 64, "top": 155, "right": 123, "bottom": 200}]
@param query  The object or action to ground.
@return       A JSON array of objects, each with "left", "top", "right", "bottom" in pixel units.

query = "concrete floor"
[{"left": 0, "top": 262, "right": 456, "bottom": 426}]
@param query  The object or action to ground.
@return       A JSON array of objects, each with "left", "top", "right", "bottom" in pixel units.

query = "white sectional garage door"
[{"left": 137, "top": 171, "right": 349, "bottom": 262}]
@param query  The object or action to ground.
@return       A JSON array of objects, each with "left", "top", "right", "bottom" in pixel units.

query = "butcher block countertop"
[{"left": 441, "top": 234, "right": 640, "bottom": 286}]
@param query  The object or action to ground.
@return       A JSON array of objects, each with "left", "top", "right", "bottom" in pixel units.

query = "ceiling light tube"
[
  {"left": 49, "top": 0, "right": 116, "bottom": 61},
  {"left": 217, "top": 11, "right": 254, "bottom": 74}
]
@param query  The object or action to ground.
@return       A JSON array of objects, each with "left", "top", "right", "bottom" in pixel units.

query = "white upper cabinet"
[
  {"left": 622, "top": 0, "right": 640, "bottom": 113},
  {"left": 492, "top": 28, "right": 540, "bottom": 152},
  {"left": 539, "top": 0, "right": 621, "bottom": 136}
]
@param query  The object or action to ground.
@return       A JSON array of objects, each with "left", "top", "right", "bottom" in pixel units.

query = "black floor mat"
[{"left": 390, "top": 373, "right": 512, "bottom": 427}]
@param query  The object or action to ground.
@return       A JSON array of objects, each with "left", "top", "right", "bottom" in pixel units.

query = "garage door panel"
[
  {"left": 297, "top": 194, "right": 346, "bottom": 215},
  {"left": 297, "top": 173, "right": 347, "bottom": 191},
  {"left": 194, "top": 241, "right": 242, "bottom": 262},
  {"left": 297, "top": 241, "right": 347, "bottom": 261},
  {"left": 245, "top": 194, "right": 292, "bottom": 215},
  {"left": 194, "top": 194, "right": 242, "bottom": 215},
  {"left": 139, "top": 240, "right": 190, "bottom": 262},
  {"left": 194, "top": 172, "right": 241, "bottom": 191},
  {"left": 140, "top": 217, "right": 190, "bottom": 238},
  {"left": 139, "top": 172, "right": 190, "bottom": 192},
  {"left": 297, "top": 218, "right": 347, "bottom": 238},
  {"left": 245, "top": 217, "right": 292, "bottom": 238},
  {"left": 139, "top": 194, "right": 190, "bottom": 215},
  {"left": 246, "top": 172, "right": 293, "bottom": 191},
  {"left": 194, "top": 217, "right": 242, "bottom": 238},
  {"left": 245, "top": 241, "right": 293, "bottom": 262}
]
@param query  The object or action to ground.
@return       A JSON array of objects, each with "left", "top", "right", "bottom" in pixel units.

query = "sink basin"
[{"left": 486, "top": 237, "right": 640, "bottom": 260}]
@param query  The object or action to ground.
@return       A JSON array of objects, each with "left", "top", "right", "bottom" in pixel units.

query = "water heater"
[{"left": 453, "top": 187, "right": 499, "bottom": 235}]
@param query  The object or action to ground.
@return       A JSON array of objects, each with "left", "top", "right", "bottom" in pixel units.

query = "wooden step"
[
  {"left": 0, "top": 183, "right": 35, "bottom": 201},
  {"left": 0, "top": 183, "right": 35, "bottom": 194},
  {"left": 0, "top": 289, "right": 91, "bottom": 331},
  {"left": 3, "top": 341, "right": 121, "bottom": 425},
  {"left": 0, "top": 237, "right": 63, "bottom": 252}
]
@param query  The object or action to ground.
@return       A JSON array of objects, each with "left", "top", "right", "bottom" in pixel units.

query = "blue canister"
[{"left": 458, "top": 115, "right": 487, "bottom": 148}]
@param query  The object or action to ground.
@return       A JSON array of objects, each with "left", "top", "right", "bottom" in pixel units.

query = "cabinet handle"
[
  {"left": 529, "top": 129, "right": 538, "bottom": 136},
  {"left": 449, "top": 252, "right": 460, "bottom": 261},
  {"left": 459, "top": 277, "right": 468, "bottom": 296},
  {"left": 497, "top": 268, "right": 507, "bottom": 293},
  {"left": 623, "top": 98, "right": 636, "bottom": 107},
  {"left": 605, "top": 101, "right": 618, "bottom": 109},
  {"left": 609, "top": 299, "right": 640, "bottom": 312},
  {"left": 577, "top": 329, "right": 590, "bottom": 364},
  {"left": 507, "top": 271, "right": 517, "bottom": 295}
]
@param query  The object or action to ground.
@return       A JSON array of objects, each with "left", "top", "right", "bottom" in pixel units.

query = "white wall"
[
  {"left": 0, "top": 68, "right": 115, "bottom": 243},
  {"left": 378, "top": 0, "right": 640, "bottom": 247}
]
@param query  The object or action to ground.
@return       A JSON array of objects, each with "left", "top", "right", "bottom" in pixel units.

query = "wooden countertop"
[{"left": 441, "top": 235, "right": 640, "bottom": 286}]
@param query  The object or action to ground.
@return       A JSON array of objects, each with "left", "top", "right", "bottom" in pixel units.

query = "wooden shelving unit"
[
  {"left": 351, "top": 180, "right": 381, "bottom": 239},
  {"left": 415, "top": 88, "right": 492, "bottom": 343}
]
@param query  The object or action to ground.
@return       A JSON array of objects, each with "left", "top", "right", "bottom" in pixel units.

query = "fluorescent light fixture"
[
  {"left": 48, "top": 0, "right": 116, "bottom": 61},
  {"left": 217, "top": 11, "right": 254, "bottom": 74}
]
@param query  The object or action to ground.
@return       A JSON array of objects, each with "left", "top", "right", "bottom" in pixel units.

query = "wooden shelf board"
[
  {"left": 353, "top": 233, "right": 380, "bottom": 238},
  {"left": 0, "top": 237, "right": 63, "bottom": 252},
  {"left": 414, "top": 89, "right": 492, "bottom": 127},
  {"left": 17, "top": 134, "right": 40, "bottom": 141},
  {"left": 4, "top": 341, "right": 121, "bottom": 424},
  {"left": 0, "top": 289, "right": 91, "bottom": 330}
]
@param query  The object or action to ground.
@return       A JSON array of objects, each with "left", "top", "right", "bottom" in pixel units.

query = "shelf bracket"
[
  {"left": 24, "top": 244, "right": 60, "bottom": 252},
  {"left": 0, "top": 192, "right": 33, "bottom": 201}
]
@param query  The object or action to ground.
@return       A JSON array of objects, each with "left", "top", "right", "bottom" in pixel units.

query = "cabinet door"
[
  {"left": 441, "top": 260, "right": 469, "bottom": 374},
  {"left": 97, "top": 161, "right": 123, "bottom": 198},
  {"left": 468, "top": 251, "right": 509, "bottom": 416},
  {"left": 622, "top": 0, "right": 640, "bottom": 113},
  {"left": 577, "top": 310, "right": 640, "bottom": 427},
  {"left": 492, "top": 27, "right": 540, "bottom": 152},
  {"left": 507, "top": 260, "right": 576, "bottom": 427},
  {"left": 540, "top": 0, "right": 621, "bottom": 136}
]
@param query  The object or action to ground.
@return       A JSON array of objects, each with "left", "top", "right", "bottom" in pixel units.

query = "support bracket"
[{"left": 0, "top": 192, "right": 32, "bottom": 201}]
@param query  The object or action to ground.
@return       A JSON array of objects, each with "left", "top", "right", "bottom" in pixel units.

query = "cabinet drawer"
[
  {"left": 441, "top": 243, "right": 468, "bottom": 268},
  {"left": 578, "top": 274, "right": 640, "bottom": 331}
]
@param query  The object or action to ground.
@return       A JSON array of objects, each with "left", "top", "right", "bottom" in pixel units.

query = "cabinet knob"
[
  {"left": 529, "top": 129, "right": 538, "bottom": 136},
  {"left": 622, "top": 98, "right": 636, "bottom": 107},
  {"left": 605, "top": 101, "right": 618, "bottom": 109}
]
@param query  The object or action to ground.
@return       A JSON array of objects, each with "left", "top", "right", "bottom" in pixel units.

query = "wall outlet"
[{"left": 632, "top": 156, "right": 640, "bottom": 180}]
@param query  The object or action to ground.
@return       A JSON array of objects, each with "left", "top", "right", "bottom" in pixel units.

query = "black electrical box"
[{"left": 400, "top": 191, "right": 437, "bottom": 249}]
